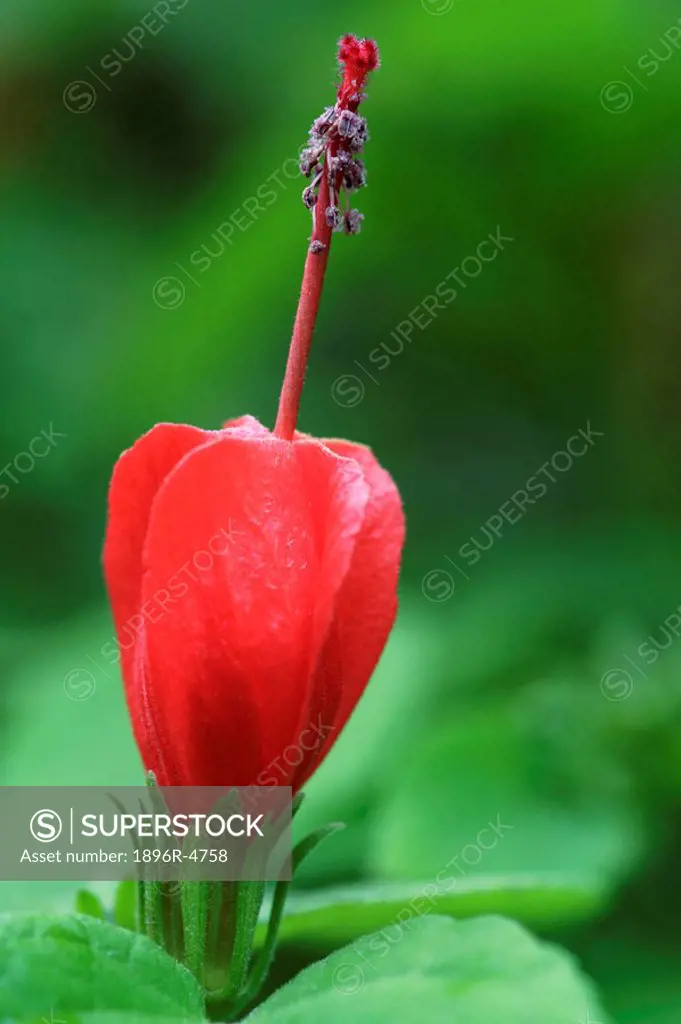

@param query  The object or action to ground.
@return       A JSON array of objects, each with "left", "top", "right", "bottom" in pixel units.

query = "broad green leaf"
[
  {"left": 41, "top": 1017, "right": 202, "bottom": 1024},
  {"left": 247, "top": 914, "right": 611, "bottom": 1023},
  {"left": 255, "top": 873, "right": 608, "bottom": 950},
  {"left": 38, "top": 1017, "right": 200, "bottom": 1024},
  {"left": 370, "top": 708, "right": 642, "bottom": 885},
  {"left": 0, "top": 913, "right": 204, "bottom": 1020}
]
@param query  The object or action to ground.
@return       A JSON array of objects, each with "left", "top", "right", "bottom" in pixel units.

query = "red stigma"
[{"left": 337, "top": 34, "right": 380, "bottom": 109}]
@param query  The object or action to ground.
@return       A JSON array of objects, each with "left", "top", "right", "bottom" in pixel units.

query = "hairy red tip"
[
  {"left": 337, "top": 34, "right": 380, "bottom": 108},
  {"left": 339, "top": 34, "right": 380, "bottom": 72}
]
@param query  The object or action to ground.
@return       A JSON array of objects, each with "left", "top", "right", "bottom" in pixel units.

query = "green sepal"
[
  {"left": 131, "top": 789, "right": 343, "bottom": 1023},
  {"left": 231, "top": 820, "right": 345, "bottom": 1017},
  {"left": 209, "top": 881, "right": 266, "bottom": 1004},
  {"left": 181, "top": 881, "right": 211, "bottom": 980}
]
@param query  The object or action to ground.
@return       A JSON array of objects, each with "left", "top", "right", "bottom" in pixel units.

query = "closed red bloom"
[
  {"left": 103, "top": 35, "right": 402, "bottom": 794},
  {"left": 103, "top": 416, "right": 403, "bottom": 791}
]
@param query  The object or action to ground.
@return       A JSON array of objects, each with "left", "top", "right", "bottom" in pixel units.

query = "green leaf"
[
  {"left": 57, "top": 1017, "right": 201, "bottom": 1024},
  {"left": 254, "top": 872, "right": 608, "bottom": 950},
  {"left": 0, "top": 913, "right": 205, "bottom": 1020},
  {"left": 369, "top": 709, "right": 642, "bottom": 885},
  {"left": 113, "top": 880, "right": 138, "bottom": 931},
  {"left": 246, "top": 914, "right": 611, "bottom": 1022},
  {"left": 63, "top": 1017, "right": 202, "bottom": 1024},
  {"left": 75, "top": 890, "right": 106, "bottom": 920}
]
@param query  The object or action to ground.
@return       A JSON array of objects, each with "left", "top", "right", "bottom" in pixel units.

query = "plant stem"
[{"left": 273, "top": 169, "right": 334, "bottom": 441}]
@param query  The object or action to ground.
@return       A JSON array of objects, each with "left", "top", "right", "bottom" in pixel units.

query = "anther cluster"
[
  {"left": 299, "top": 34, "right": 379, "bottom": 244},
  {"left": 299, "top": 105, "right": 369, "bottom": 236}
]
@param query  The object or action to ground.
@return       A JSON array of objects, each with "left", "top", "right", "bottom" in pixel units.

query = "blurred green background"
[{"left": 3, "top": 0, "right": 681, "bottom": 1020}]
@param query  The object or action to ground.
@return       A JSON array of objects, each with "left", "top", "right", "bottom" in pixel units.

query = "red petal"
[
  {"left": 293, "top": 438, "right": 405, "bottom": 787},
  {"left": 139, "top": 434, "right": 368, "bottom": 788},
  {"left": 222, "top": 415, "right": 272, "bottom": 439},
  {"left": 103, "top": 423, "right": 216, "bottom": 768}
]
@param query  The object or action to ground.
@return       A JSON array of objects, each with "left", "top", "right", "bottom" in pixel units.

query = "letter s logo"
[{"left": 30, "top": 809, "right": 63, "bottom": 842}]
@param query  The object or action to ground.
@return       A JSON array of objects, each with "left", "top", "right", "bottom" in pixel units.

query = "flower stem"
[{"left": 273, "top": 169, "right": 334, "bottom": 441}]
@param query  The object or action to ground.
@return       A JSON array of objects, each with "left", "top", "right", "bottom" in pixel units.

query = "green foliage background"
[{"left": 2, "top": 1, "right": 681, "bottom": 1020}]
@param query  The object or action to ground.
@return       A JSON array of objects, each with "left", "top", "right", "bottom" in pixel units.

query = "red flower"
[
  {"left": 102, "top": 36, "right": 402, "bottom": 793},
  {"left": 103, "top": 416, "right": 403, "bottom": 791}
]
